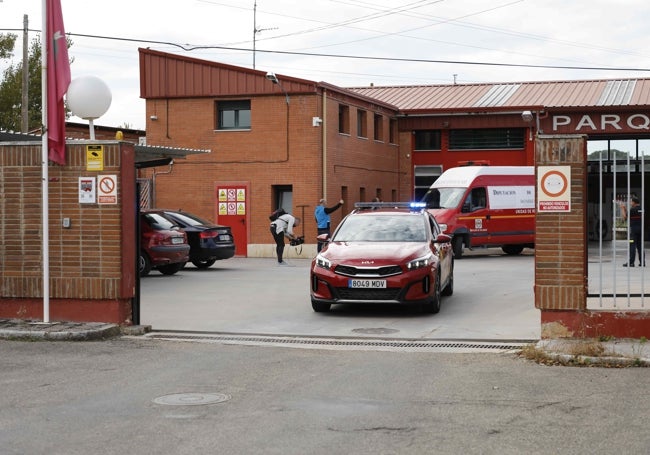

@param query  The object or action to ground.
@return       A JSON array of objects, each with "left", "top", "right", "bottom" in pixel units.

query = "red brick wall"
[
  {"left": 141, "top": 91, "right": 405, "bottom": 253},
  {"left": 534, "top": 135, "right": 588, "bottom": 313},
  {"left": 0, "top": 142, "right": 135, "bottom": 323}
]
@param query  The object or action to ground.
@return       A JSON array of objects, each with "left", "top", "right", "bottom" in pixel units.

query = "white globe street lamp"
[{"left": 66, "top": 76, "right": 112, "bottom": 140}]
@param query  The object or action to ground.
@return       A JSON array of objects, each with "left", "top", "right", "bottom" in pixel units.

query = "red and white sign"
[
  {"left": 97, "top": 174, "right": 117, "bottom": 204},
  {"left": 537, "top": 166, "right": 570, "bottom": 212}
]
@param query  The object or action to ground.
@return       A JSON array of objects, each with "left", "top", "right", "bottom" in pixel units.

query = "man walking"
[
  {"left": 622, "top": 196, "right": 645, "bottom": 267},
  {"left": 314, "top": 198, "right": 344, "bottom": 252}
]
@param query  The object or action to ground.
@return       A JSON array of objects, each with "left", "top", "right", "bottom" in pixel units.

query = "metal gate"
[{"left": 587, "top": 138, "right": 649, "bottom": 309}]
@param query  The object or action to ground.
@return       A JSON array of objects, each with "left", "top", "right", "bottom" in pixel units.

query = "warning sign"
[
  {"left": 86, "top": 145, "right": 104, "bottom": 171},
  {"left": 537, "top": 166, "right": 570, "bottom": 212},
  {"left": 97, "top": 174, "right": 117, "bottom": 204}
]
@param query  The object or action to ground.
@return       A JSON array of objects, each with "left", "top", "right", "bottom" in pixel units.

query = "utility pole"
[{"left": 21, "top": 14, "right": 28, "bottom": 132}]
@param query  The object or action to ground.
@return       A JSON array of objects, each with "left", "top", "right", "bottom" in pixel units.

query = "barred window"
[{"left": 449, "top": 128, "right": 525, "bottom": 150}]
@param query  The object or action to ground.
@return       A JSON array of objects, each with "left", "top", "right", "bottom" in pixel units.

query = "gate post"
[{"left": 535, "top": 135, "right": 588, "bottom": 338}]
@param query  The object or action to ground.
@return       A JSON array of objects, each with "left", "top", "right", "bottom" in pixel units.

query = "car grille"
[
  {"left": 334, "top": 265, "right": 402, "bottom": 277},
  {"left": 336, "top": 288, "right": 401, "bottom": 301}
]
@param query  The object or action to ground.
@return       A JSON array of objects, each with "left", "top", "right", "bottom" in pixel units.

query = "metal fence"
[{"left": 587, "top": 139, "right": 647, "bottom": 310}]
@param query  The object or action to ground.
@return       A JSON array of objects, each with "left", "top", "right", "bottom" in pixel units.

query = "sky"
[{"left": 1, "top": 0, "right": 650, "bottom": 130}]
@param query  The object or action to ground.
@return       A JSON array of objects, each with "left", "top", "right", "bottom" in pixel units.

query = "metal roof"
[
  {"left": 0, "top": 130, "right": 209, "bottom": 167},
  {"left": 348, "top": 78, "right": 650, "bottom": 113}
]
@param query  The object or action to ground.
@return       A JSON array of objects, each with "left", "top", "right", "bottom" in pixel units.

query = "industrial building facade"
[{"left": 137, "top": 48, "right": 650, "bottom": 337}]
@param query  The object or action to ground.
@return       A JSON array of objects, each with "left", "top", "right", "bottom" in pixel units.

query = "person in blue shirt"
[{"left": 314, "top": 198, "right": 344, "bottom": 252}]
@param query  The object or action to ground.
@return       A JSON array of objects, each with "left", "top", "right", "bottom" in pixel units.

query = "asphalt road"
[
  {"left": 140, "top": 248, "right": 539, "bottom": 341},
  {"left": 2, "top": 338, "right": 649, "bottom": 455}
]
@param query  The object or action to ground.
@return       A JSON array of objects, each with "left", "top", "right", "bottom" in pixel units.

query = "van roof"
[{"left": 432, "top": 166, "right": 534, "bottom": 188}]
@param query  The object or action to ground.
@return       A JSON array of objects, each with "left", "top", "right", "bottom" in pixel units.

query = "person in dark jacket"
[
  {"left": 314, "top": 198, "right": 344, "bottom": 252},
  {"left": 622, "top": 196, "right": 645, "bottom": 267},
  {"left": 270, "top": 213, "right": 300, "bottom": 265}
]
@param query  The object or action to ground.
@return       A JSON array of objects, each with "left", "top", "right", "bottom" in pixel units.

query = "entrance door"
[{"left": 216, "top": 184, "right": 248, "bottom": 256}]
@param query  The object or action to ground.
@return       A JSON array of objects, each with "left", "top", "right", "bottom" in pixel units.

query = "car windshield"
[
  {"left": 333, "top": 214, "right": 427, "bottom": 242},
  {"left": 165, "top": 211, "right": 209, "bottom": 226},
  {"left": 421, "top": 187, "right": 466, "bottom": 209}
]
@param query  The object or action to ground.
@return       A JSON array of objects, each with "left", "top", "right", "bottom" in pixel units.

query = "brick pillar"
[{"left": 535, "top": 135, "right": 588, "bottom": 335}]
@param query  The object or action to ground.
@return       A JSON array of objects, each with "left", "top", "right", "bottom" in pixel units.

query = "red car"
[
  {"left": 310, "top": 202, "right": 454, "bottom": 313},
  {"left": 139, "top": 210, "right": 190, "bottom": 276}
]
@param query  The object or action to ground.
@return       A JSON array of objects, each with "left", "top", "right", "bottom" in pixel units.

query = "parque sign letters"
[{"left": 550, "top": 113, "right": 650, "bottom": 133}]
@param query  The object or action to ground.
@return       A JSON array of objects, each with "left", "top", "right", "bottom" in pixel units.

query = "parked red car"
[
  {"left": 139, "top": 210, "right": 190, "bottom": 276},
  {"left": 310, "top": 202, "right": 454, "bottom": 313}
]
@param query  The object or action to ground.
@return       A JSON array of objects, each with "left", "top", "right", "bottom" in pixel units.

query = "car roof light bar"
[{"left": 354, "top": 202, "right": 426, "bottom": 210}]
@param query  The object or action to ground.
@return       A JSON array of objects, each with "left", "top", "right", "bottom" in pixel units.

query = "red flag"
[{"left": 46, "top": 0, "right": 71, "bottom": 165}]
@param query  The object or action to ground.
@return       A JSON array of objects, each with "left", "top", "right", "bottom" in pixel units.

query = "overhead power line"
[{"left": 2, "top": 28, "right": 649, "bottom": 73}]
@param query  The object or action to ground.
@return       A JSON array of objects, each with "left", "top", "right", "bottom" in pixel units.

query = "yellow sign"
[{"left": 86, "top": 145, "right": 104, "bottom": 171}]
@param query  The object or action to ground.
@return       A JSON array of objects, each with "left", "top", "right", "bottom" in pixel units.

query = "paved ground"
[
  {"left": 139, "top": 248, "right": 540, "bottom": 340},
  {"left": 2, "top": 248, "right": 649, "bottom": 364}
]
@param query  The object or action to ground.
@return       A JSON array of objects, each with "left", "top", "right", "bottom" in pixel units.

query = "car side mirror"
[
  {"left": 435, "top": 233, "right": 452, "bottom": 244},
  {"left": 316, "top": 233, "right": 330, "bottom": 243}
]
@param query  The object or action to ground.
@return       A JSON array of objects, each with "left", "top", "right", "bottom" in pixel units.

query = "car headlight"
[
  {"left": 438, "top": 223, "right": 447, "bottom": 232},
  {"left": 407, "top": 254, "right": 433, "bottom": 271},
  {"left": 315, "top": 254, "right": 331, "bottom": 270}
]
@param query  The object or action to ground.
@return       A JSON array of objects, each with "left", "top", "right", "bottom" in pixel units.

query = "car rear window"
[
  {"left": 165, "top": 211, "right": 209, "bottom": 226},
  {"left": 333, "top": 214, "right": 427, "bottom": 242},
  {"left": 143, "top": 212, "right": 177, "bottom": 230}
]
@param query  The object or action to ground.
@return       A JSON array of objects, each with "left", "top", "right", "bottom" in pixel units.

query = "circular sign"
[{"left": 540, "top": 170, "right": 568, "bottom": 198}]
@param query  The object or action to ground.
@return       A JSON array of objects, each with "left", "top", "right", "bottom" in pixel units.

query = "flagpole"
[{"left": 41, "top": 0, "right": 50, "bottom": 323}]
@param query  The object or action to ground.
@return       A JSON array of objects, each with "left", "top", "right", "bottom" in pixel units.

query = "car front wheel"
[
  {"left": 441, "top": 265, "right": 454, "bottom": 297},
  {"left": 311, "top": 299, "right": 331, "bottom": 312},
  {"left": 422, "top": 273, "right": 441, "bottom": 314},
  {"left": 452, "top": 236, "right": 463, "bottom": 259}
]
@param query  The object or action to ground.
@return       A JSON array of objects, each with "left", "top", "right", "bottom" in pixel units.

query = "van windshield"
[{"left": 420, "top": 187, "right": 466, "bottom": 209}]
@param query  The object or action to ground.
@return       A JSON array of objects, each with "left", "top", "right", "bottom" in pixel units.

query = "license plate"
[
  {"left": 171, "top": 237, "right": 184, "bottom": 245},
  {"left": 348, "top": 279, "right": 386, "bottom": 288}
]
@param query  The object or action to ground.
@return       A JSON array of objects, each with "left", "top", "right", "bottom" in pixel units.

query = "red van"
[{"left": 421, "top": 166, "right": 535, "bottom": 258}]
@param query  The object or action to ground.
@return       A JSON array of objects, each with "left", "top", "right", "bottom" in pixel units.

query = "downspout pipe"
[{"left": 322, "top": 89, "right": 327, "bottom": 198}]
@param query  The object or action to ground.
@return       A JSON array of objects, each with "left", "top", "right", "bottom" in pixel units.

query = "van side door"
[{"left": 459, "top": 187, "right": 491, "bottom": 246}]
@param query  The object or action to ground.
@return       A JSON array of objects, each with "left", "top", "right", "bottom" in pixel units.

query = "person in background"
[
  {"left": 270, "top": 213, "right": 300, "bottom": 265},
  {"left": 621, "top": 196, "right": 645, "bottom": 267},
  {"left": 314, "top": 198, "right": 344, "bottom": 252}
]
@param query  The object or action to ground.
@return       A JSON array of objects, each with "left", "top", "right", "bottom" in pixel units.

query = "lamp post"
[
  {"left": 66, "top": 75, "right": 112, "bottom": 139},
  {"left": 265, "top": 72, "right": 289, "bottom": 104}
]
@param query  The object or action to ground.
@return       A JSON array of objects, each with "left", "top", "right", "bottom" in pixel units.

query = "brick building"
[
  {"left": 2, "top": 48, "right": 650, "bottom": 337},
  {"left": 137, "top": 49, "right": 650, "bottom": 338}
]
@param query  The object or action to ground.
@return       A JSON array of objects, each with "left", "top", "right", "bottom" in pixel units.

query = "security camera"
[{"left": 521, "top": 110, "right": 534, "bottom": 122}]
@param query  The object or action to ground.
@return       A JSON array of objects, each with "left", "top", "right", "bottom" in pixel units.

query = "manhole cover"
[
  {"left": 153, "top": 393, "right": 231, "bottom": 406},
  {"left": 352, "top": 327, "right": 399, "bottom": 335}
]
